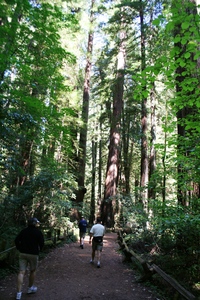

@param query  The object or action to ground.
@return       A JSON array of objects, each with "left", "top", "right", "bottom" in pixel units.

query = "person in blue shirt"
[{"left": 78, "top": 216, "right": 88, "bottom": 249}]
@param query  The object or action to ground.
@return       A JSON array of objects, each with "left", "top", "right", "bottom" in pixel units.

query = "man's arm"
[
  {"left": 89, "top": 226, "right": 94, "bottom": 244},
  {"left": 89, "top": 232, "right": 93, "bottom": 244}
]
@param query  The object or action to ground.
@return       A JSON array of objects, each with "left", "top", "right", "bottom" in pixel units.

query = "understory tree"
[{"left": 0, "top": 0, "right": 79, "bottom": 240}]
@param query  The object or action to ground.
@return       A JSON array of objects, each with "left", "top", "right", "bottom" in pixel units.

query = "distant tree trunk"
[
  {"left": 149, "top": 85, "right": 156, "bottom": 199},
  {"left": 18, "top": 140, "right": 34, "bottom": 186},
  {"left": 101, "top": 30, "right": 126, "bottom": 227},
  {"left": 75, "top": 0, "right": 94, "bottom": 217},
  {"left": 162, "top": 102, "right": 168, "bottom": 203},
  {"left": 148, "top": 5, "right": 156, "bottom": 200},
  {"left": 89, "top": 139, "right": 97, "bottom": 225},
  {"left": 98, "top": 111, "right": 103, "bottom": 210},
  {"left": 121, "top": 108, "right": 131, "bottom": 194},
  {"left": 140, "top": 1, "right": 148, "bottom": 210}
]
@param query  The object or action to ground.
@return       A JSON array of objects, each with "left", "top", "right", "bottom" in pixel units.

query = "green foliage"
[
  {"left": 0, "top": 0, "right": 80, "bottom": 254},
  {"left": 118, "top": 195, "right": 147, "bottom": 229},
  {"left": 123, "top": 201, "right": 200, "bottom": 294}
]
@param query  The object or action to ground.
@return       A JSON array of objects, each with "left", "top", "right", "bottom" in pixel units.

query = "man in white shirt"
[{"left": 89, "top": 217, "right": 105, "bottom": 268}]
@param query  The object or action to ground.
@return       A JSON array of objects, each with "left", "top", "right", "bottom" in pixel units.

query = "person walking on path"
[
  {"left": 89, "top": 217, "right": 105, "bottom": 268},
  {"left": 14, "top": 217, "right": 44, "bottom": 300},
  {"left": 78, "top": 216, "right": 88, "bottom": 249}
]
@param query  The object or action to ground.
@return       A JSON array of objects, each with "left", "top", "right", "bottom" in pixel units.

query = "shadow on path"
[{"left": 0, "top": 233, "right": 158, "bottom": 300}]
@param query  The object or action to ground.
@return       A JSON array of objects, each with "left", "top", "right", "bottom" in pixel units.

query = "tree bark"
[
  {"left": 89, "top": 139, "right": 97, "bottom": 225},
  {"left": 101, "top": 31, "right": 126, "bottom": 227},
  {"left": 149, "top": 85, "right": 156, "bottom": 199},
  {"left": 140, "top": 1, "right": 148, "bottom": 210},
  {"left": 75, "top": 0, "right": 94, "bottom": 214}
]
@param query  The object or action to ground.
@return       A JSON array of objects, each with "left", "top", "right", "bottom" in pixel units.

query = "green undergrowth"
[{"left": 119, "top": 204, "right": 200, "bottom": 300}]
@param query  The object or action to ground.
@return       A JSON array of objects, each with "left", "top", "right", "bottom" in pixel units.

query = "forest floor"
[{"left": 0, "top": 232, "right": 161, "bottom": 300}]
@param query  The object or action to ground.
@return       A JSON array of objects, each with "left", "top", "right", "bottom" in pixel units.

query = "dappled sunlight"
[
  {"left": 0, "top": 230, "right": 157, "bottom": 299},
  {"left": 103, "top": 240, "right": 116, "bottom": 248}
]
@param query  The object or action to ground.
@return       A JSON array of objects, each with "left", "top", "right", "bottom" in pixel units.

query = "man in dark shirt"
[
  {"left": 78, "top": 216, "right": 88, "bottom": 249},
  {"left": 15, "top": 217, "right": 44, "bottom": 300}
]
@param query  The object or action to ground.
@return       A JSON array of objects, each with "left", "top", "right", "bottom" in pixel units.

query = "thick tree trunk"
[
  {"left": 75, "top": 0, "right": 94, "bottom": 214},
  {"left": 101, "top": 31, "right": 126, "bottom": 227}
]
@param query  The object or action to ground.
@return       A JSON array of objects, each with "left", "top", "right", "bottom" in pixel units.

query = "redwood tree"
[
  {"left": 140, "top": 0, "right": 148, "bottom": 209},
  {"left": 75, "top": 0, "right": 95, "bottom": 216},
  {"left": 101, "top": 26, "right": 126, "bottom": 227}
]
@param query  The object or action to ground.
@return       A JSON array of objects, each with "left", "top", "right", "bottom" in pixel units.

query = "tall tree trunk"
[
  {"left": 149, "top": 85, "right": 156, "bottom": 199},
  {"left": 148, "top": 3, "right": 156, "bottom": 200},
  {"left": 121, "top": 107, "right": 131, "bottom": 195},
  {"left": 101, "top": 31, "right": 126, "bottom": 227},
  {"left": 89, "top": 139, "right": 97, "bottom": 225},
  {"left": 162, "top": 101, "right": 168, "bottom": 203},
  {"left": 98, "top": 111, "right": 103, "bottom": 210},
  {"left": 140, "top": 1, "right": 148, "bottom": 210},
  {"left": 75, "top": 0, "right": 94, "bottom": 216}
]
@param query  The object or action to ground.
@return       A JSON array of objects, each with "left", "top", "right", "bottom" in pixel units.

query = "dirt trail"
[{"left": 0, "top": 233, "right": 159, "bottom": 300}]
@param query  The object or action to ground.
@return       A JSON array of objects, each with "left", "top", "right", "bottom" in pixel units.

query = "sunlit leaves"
[
  {"left": 0, "top": 0, "right": 80, "bottom": 227},
  {"left": 181, "top": 21, "right": 190, "bottom": 30}
]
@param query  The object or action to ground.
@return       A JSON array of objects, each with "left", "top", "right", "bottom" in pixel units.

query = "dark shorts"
[
  {"left": 19, "top": 253, "right": 38, "bottom": 271},
  {"left": 79, "top": 231, "right": 86, "bottom": 239},
  {"left": 92, "top": 239, "right": 103, "bottom": 251}
]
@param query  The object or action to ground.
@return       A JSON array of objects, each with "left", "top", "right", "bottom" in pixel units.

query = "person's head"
[
  {"left": 96, "top": 217, "right": 101, "bottom": 223},
  {"left": 28, "top": 217, "right": 40, "bottom": 227}
]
